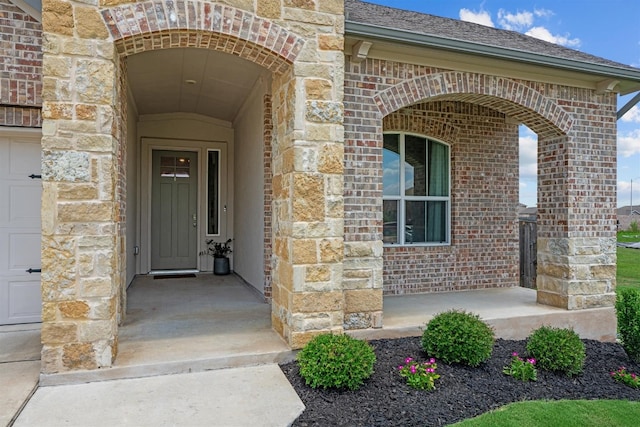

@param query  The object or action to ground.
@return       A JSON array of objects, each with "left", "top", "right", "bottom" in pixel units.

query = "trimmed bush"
[
  {"left": 616, "top": 288, "right": 640, "bottom": 363},
  {"left": 297, "top": 333, "right": 376, "bottom": 390},
  {"left": 421, "top": 309, "right": 495, "bottom": 366},
  {"left": 526, "top": 326, "right": 585, "bottom": 376}
]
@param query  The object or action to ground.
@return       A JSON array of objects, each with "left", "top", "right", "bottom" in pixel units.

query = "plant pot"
[{"left": 213, "top": 257, "right": 230, "bottom": 275}]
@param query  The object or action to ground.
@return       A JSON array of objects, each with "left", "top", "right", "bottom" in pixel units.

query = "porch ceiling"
[{"left": 126, "top": 48, "right": 266, "bottom": 121}]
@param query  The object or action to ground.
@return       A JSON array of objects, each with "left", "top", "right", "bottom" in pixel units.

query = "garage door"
[{"left": 0, "top": 131, "right": 42, "bottom": 325}]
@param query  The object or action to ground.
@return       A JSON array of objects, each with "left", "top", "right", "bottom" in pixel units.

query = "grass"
[
  {"left": 452, "top": 400, "right": 640, "bottom": 427},
  {"left": 617, "top": 231, "right": 640, "bottom": 292}
]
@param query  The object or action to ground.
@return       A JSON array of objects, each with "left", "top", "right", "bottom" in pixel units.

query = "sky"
[{"left": 366, "top": 0, "right": 640, "bottom": 208}]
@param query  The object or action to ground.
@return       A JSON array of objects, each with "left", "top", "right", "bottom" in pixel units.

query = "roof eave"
[{"left": 345, "top": 21, "right": 640, "bottom": 86}]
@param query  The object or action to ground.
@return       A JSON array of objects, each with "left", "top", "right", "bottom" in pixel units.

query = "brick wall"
[
  {"left": 0, "top": 0, "right": 42, "bottom": 127},
  {"left": 380, "top": 103, "right": 520, "bottom": 294}
]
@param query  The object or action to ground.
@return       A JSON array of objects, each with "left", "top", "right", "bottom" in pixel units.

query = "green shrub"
[
  {"left": 526, "top": 326, "right": 585, "bottom": 376},
  {"left": 630, "top": 220, "right": 639, "bottom": 233},
  {"left": 616, "top": 288, "right": 640, "bottom": 363},
  {"left": 297, "top": 333, "right": 376, "bottom": 390},
  {"left": 421, "top": 310, "right": 495, "bottom": 366}
]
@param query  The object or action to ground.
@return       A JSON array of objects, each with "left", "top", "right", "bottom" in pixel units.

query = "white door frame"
[{"left": 139, "top": 137, "right": 228, "bottom": 274}]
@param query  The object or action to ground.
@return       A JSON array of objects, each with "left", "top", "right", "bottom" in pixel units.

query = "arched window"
[{"left": 383, "top": 133, "right": 450, "bottom": 245}]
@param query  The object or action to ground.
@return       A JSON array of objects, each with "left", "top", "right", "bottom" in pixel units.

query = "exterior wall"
[
  {"left": 381, "top": 104, "right": 519, "bottom": 294},
  {"left": 124, "top": 88, "right": 138, "bottom": 288},
  {"left": 343, "top": 56, "right": 617, "bottom": 312},
  {"left": 233, "top": 78, "right": 268, "bottom": 293},
  {"left": 0, "top": 0, "right": 42, "bottom": 127},
  {"left": 40, "top": 0, "right": 346, "bottom": 373},
  {"left": 136, "top": 113, "right": 234, "bottom": 274}
]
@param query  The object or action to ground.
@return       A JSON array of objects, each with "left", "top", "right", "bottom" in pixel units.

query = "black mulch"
[{"left": 280, "top": 337, "right": 640, "bottom": 426}]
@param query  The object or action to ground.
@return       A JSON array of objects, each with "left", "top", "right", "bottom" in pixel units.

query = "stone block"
[
  {"left": 81, "top": 277, "right": 113, "bottom": 298},
  {"left": 57, "top": 183, "right": 98, "bottom": 200},
  {"left": 318, "top": 143, "right": 343, "bottom": 174},
  {"left": 305, "top": 265, "right": 331, "bottom": 282},
  {"left": 306, "top": 101, "right": 343, "bottom": 124},
  {"left": 58, "top": 202, "right": 113, "bottom": 222},
  {"left": 43, "top": 150, "right": 91, "bottom": 182},
  {"left": 257, "top": 0, "right": 281, "bottom": 18},
  {"left": 292, "top": 239, "right": 317, "bottom": 264},
  {"left": 293, "top": 173, "right": 324, "bottom": 221},
  {"left": 290, "top": 329, "right": 341, "bottom": 350},
  {"left": 62, "top": 343, "right": 97, "bottom": 371},
  {"left": 79, "top": 320, "right": 113, "bottom": 342},
  {"left": 41, "top": 322, "right": 77, "bottom": 344},
  {"left": 305, "top": 78, "right": 332, "bottom": 100},
  {"left": 75, "top": 6, "right": 109, "bottom": 39},
  {"left": 318, "top": 34, "right": 344, "bottom": 51},
  {"left": 293, "top": 146, "right": 318, "bottom": 172},
  {"left": 537, "top": 290, "right": 568, "bottom": 309},
  {"left": 42, "top": 0, "right": 74, "bottom": 36},
  {"left": 345, "top": 289, "right": 382, "bottom": 313},
  {"left": 292, "top": 291, "right": 343, "bottom": 312},
  {"left": 318, "top": 0, "right": 344, "bottom": 14},
  {"left": 58, "top": 301, "right": 90, "bottom": 319},
  {"left": 41, "top": 345, "right": 62, "bottom": 374},
  {"left": 77, "top": 135, "right": 113, "bottom": 151},
  {"left": 319, "top": 238, "right": 343, "bottom": 263}
]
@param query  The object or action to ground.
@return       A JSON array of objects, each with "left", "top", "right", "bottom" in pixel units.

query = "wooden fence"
[{"left": 519, "top": 219, "right": 537, "bottom": 289}]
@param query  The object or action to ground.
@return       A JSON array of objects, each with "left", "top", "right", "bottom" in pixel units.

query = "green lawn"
[
  {"left": 617, "top": 231, "right": 640, "bottom": 292},
  {"left": 452, "top": 400, "right": 640, "bottom": 427}
]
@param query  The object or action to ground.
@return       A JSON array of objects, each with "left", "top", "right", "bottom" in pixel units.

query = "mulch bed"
[{"left": 281, "top": 337, "right": 640, "bottom": 426}]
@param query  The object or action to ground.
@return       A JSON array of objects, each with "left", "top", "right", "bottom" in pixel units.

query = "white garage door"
[{"left": 0, "top": 131, "right": 42, "bottom": 325}]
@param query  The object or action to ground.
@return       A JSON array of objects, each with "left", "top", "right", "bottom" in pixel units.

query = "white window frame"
[{"left": 382, "top": 132, "right": 451, "bottom": 246}]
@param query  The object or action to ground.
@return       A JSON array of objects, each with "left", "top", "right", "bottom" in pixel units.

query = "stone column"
[
  {"left": 536, "top": 119, "right": 617, "bottom": 309},
  {"left": 40, "top": 0, "right": 121, "bottom": 373},
  {"left": 269, "top": 1, "right": 347, "bottom": 349}
]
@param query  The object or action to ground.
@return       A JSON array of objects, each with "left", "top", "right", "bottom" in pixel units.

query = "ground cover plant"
[{"left": 281, "top": 337, "right": 640, "bottom": 426}]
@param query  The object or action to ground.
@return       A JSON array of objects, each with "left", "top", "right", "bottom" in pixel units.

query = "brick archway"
[
  {"left": 100, "top": 1, "right": 305, "bottom": 70},
  {"left": 373, "top": 71, "right": 572, "bottom": 137}
]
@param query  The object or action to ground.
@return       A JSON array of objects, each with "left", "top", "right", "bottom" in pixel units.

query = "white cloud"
[
  {"left": 621, "top": 105, "right": 640, "bottom": 123},
  {"left": 525, "top": 26, "right": 581, "bottom": 47},
  {"left": 618, "top": 129, "right": 640, "bottom": 157},
  {"left": 459, "top": 8, "right": 494, "bottom": 27},
  {"left": 497, "top": 9, "right": 533, "bottom": 31},
  {"left": 519, "top": 133, "right": 538, "bottom": 180},
  {"left": 533, "top": 8, "right": 554, "bottom": 18}
]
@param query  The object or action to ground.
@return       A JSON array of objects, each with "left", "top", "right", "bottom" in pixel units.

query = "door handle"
[{"left": 26, "top": 268, "right": 41, "bottom": 274}]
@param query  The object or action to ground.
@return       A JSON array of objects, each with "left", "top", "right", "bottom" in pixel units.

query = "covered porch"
[{"left": 38, "top": 274, "right": 615, "bottom": 386}]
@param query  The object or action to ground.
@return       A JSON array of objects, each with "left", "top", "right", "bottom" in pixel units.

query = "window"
[
  {"left": 383, "top": 133, "right": 450, "bottom": 245},
  {"left": 207, "top": 150, "right": 220, "bottom": 235}
]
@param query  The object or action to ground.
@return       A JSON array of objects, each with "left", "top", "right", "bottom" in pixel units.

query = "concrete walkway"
[
  {"left": 0, "top": 324, "right": 41, "bottom": 427},
  {"left": 14, "top": 365, "right": 304, "bottom": 427}
]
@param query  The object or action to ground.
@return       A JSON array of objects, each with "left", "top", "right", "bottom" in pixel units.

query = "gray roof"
[{"left": 345, "top": 0, "right": 640, "bottom": 79}]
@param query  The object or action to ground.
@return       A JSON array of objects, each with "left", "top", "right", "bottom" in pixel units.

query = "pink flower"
[
  {"left": 405, "top": 357, "right": 413, "bottom": 364},
  {"left": 429, "top": 358, "right": 436, "bottom": 364},
  {"left": 410, "top": 365, "right": 417, "bottom": 374},
  {"left": 527, "top": 358, "right": 536, "bottom": 365},
  {"left": 426, "top": 368, "right": 434, "bottom": 373},
  {"left": 512, "top": 352, "right": 518, "bottom": 357}
]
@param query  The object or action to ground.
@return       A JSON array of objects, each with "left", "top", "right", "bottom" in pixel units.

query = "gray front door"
[{"left": 151, "top": 150, "right": 198, "bottom": 270}]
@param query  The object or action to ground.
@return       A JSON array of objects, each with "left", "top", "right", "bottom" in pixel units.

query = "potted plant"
[{"left": 202, "top": 238, "right": 232, "bottom": 275}]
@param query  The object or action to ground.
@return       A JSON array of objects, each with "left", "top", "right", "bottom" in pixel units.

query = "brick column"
[{"left": 536, "top": 121, "right": 617, "bottom": 309}]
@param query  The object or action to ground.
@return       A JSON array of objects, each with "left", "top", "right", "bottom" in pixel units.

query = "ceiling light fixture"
[{"left": 185, "top": 79, "right": 197, "bottom": 85}]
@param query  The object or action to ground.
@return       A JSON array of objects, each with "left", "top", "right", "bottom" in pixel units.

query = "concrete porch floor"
[{"left": 41, "top": 274, "right": 616, "bottom": 386}]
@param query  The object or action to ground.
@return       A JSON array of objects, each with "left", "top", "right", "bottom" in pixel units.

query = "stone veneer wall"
[
  {"left": 39, "top": 0, "right": 347, "bottom": 373},
  {"left": 0, "top": 0, "right": 42, "bottom": 127},
  {"left": 343, "top": 56, "right": 617, "bottom": 310}
]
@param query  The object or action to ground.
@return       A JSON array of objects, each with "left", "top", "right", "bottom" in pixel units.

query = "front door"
[
  {"left": 0, "top": 132, "right": 42, "bottom": 324},
  {"left": 150, "top": 150, "right": 198, "bottom": 270}
]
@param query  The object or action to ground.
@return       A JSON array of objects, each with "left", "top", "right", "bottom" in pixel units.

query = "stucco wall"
[{"left": 232, "top": 78, "right": 268, "bottom": 292}]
